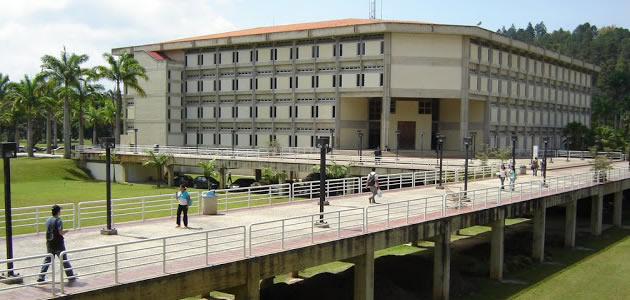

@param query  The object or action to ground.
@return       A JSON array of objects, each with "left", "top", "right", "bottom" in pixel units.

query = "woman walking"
[
  {"left": 176, "top": 184, "right": 191, "bottom": 228},
  {"left": 498, "top": 164, "right": 507, "bottom": 190},
  {"left": 508, "top": 166, "right": 517, "bottom": 191}
]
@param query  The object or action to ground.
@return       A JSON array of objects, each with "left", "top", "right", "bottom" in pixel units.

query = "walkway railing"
[
  {"left": 0, "top": 203, "right": 75, "bottom": 235},
  {"left": 215, "top": 184, "right": 291, "bottom": 211},
  {"left": 1, "top": 167, "right": 629, "bottom": 298},
  {"left": 0, "top": 254, "right": 56, "bottom": 297}
]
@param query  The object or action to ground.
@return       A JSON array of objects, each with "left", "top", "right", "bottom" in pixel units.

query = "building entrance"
[{"left": 397, "top": 121, "right": 416, "bottom": 150}]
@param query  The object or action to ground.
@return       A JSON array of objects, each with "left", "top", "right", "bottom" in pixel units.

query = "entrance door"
[{"left": 397, "top": 121, "right": 416, "bottom": 150}]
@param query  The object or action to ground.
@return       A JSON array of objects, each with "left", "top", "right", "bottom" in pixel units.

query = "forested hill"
[{"left": 497, "top": 22, "right": 630, "bottom": 129}]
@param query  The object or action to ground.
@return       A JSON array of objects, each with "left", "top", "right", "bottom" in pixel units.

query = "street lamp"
[
  {"left": 542, "top": 137, "right": 549, "bottom": 185},
  {"left": 436, "top": 134, "right": 446, "bottom": 189},
  {"left": 511, "top": 132, "right": 517, "bottom": 169},
  {"left": 196, "top": 129, "right": 200, "bottom": 153},
  {"left": 530, "top": 134, "right": 535, "bottom": 164},
  {"left": 231, "top": 129, "right": 236, "bottom": 158},
  {"left": 420, "top": 131, "right": 425, "bottom": 154},
  {"left": 564, "top": 135, "right": 571, "bottom": 162},
  {"left": 329, "top": 128, "right": 335, "bottom": 154},
  {"left": 395, "top": 129, "right": 400, "bottom": 161},
  {"left": 1, "top": 142, "right": 22, "bottom": 282},
  {"left": 463, "top": 136, "right": 472, "bottom": 194},
  {"left": 133, "top": 128, "right": 138, "bottom": 154},
  {"left": 99, "top": 137, "right": 117, "bottom": 235},
  {"left": 470, "top": 132, "right": 477, "bottom": 158},
  {"left": 315, "top": 138, "right": 330, "bottom": 228},
  {"left": 357, "top": 130, "right": 363, "bottom": 163},
  {"left": 581, "top": 134, "right": 586, "bottom": 160}
]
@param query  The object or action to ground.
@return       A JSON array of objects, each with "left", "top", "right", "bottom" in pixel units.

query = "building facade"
[{"left": 114, "top": 19, "right": 598, "bottom": 153}]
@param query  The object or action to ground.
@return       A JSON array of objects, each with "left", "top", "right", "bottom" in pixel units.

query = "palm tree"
[
  {"left": 95, "top": 52, "right": 148, "bottom": 144},
  {"left": 142, "top": 150, "right": 172, "bottom": 188},
  {"left": 198, "top": 160, "right": 219, "bottom": 190},
  {"left": 74, "top": 70, "right": 103, "bottom": 146},
  {"left": 7, "top": 74, "right": 45, "bottom": 156},
  {"left": 41, "top": 48, "right": 89, "bottom": 158},
  {"left": 84, "top": 103, "right": 101, "bottom": 145},
  {"left": 100, "top": 91, "right": 116, "bottom": 136},
  {"left": 0, "top": 73, "right": 11, "bottom": 140}
]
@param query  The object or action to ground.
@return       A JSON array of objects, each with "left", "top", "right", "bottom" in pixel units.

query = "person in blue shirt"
[
  {"left": 176, "top": 184, "right": 191, "bottom": 228},
  {"left": 38, "top": 205, "right": 77, "bottom": 282}
]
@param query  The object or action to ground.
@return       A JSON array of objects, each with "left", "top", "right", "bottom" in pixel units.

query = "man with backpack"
[
  {"left": 38, "top": 205, "right": 77, "bottom": 283},
  {"left": 531, "top": 157, "right": 540, "bottom": 176},
  {"left": 366, "top": 168, "right": 380, "bottom": 204}
]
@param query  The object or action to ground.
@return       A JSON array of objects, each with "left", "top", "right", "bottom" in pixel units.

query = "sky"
[{"left": 1, "top": 0, "right": 628, "bottom": 84}]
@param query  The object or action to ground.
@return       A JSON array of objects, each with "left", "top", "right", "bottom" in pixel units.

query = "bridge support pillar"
[
  {"left": 120, "top": 163, "right": 128, "bottom": 183},
  {"left": 532, "top": 205, "right": 546, "bottom": 263},
  {"left": 613, "top": 191, "right": 623, "bottom": 227},
  {"left": 433, "top": 220, "right": 451, "bottom": 300},
  {"left": 255, "top": 169, "right": 262, "bottom": 182},
  {"left": 167, "top": 165, "right": 174, "bottom": 187},
  {"left": 591, "top": 193, "right": 603, "bottom": 236},
  {"left": 246, "top": 260, "right": 261, "bottom": 300},
  {"left": 352, "top": 236, "right": 374, "bottom": 300},
  {"left": 220, "top": 168, "right": 226, "bottom": 189},
  {"left": 490, "top": 208, "right": 505, "bottom": 280},
  {"left": 564, "top": 198, "right": 577, "bottom": 248}
]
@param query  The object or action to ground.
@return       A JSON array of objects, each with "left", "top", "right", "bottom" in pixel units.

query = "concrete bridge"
[{"left": 1, "top": 163, "right": 629, "bottom": 300}]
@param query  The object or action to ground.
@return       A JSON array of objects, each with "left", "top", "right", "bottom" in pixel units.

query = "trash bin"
[
  {"left": 201, "top": 190, "right": 218, "bottom": 215},
  {"left": 519, "top": 165, "right": 527, "bottom": 175}
]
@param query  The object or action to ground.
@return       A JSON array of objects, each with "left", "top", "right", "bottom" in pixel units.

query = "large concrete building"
[{"left": 114, "top": 19, "right": 598, "bottom": 153}]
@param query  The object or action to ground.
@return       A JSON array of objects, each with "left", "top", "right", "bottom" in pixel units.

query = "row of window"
[
  {"left": 169, "top": 106, "right": 336, "bottom": 119},
  {"left": 185, "top": 41, "right": 385, "bottom": 66},
  {"left": 184, "top": 134, "right": 333, "bottom": 148},
  {"left": 388, "top": 100, "right": 433, "bottom": 115}
]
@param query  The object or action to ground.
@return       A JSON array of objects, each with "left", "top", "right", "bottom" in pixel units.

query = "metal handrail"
[
  {"left": 0, "top": 203, "right": 75, "bottom": 236},
  {"left": 0, "top": 253, "right": 56, "bottom": 296}
]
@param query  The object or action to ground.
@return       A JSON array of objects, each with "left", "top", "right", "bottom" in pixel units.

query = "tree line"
[
  {"left": 0, "top": 48, "right": 147, "bottom": 158},
  {"left": 498, "top": 21, "right": 630, "bottom": 152}
]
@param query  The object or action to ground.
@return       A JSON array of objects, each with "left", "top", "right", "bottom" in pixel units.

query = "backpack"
[
  {"left": 46, "top": 218, "right": 60, "bottom": 243},
  {"left": 367, "top": 173, "right": 376, "bottom": 186}
]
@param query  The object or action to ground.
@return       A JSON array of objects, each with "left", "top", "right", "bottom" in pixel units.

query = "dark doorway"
[{"left": 397, "top": 121, "right": 416, "bottom": 150}]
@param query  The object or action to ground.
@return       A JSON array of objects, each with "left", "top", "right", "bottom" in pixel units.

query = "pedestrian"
[
  {"left": 176, "top": 184, "right": 191, "bottom": 228},
  {"left": 38, "top": 205, "right": 77, "bottom": 283},
  {"left": 498, "top": 164, "right": 507, "bottom": 190},
  {"left": 374, "top": 147, "right": 382, "bottom": 165},
  {"left": 531, "top": 157, "right": 539, "bottom": 176},
  {"left": 509, "top": 165, "right": 517, "bottom": 191},
  {"left": 227, "top": 171, "right": 233, "bottom": 185},
  {"left": 366, "top": 167, "right": 380, "bottom": 204}
]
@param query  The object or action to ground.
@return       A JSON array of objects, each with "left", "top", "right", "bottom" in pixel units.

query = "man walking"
[
  {"left": 531, "top": 157, "right": 539, "bottom": 176},
  {"left": 366, "top": 167, "right": 379, "bottom": 204},
  {"left": 38, "top": 205, "right": 77, "bottom": 283}
]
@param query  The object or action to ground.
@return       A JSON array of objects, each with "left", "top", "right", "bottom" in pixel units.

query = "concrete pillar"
[
  {"left": 246, "top": 260, "right": 261, "bottom": 300},
  {"left": 490, "top": 209, "right": 505, "bottom": 280},
  {"left": 353, "top": 236, "right": 375, "bottom": 300},
  {"left": 591, "top": 193, "right": 603, "bottom": 236},
  {"left": 167, "top": 165, "right": 174, "bottom": 187},
  {"left": 289, "top": 171, "right": 296, "bottom": 181},
  {"left": 120, "top": 163, "right": 128, "bottom": 183},
  {"left": 564, "top": 198, "right": 577, "bottom": 248},
  {"left": 433, "top": 220, "right": 451, "bottom": 300},
  {"left": 255, "top": 169, "right": 262, "bottom": 182},
  {"left": 219, "top": 168, "right": 226, "bottom": 189},
  {"left": 532, "top": 205, "right": 546, "bottom": 263},
  {"left": 613, "top": 191, "right": 623, "bottom": 227}
]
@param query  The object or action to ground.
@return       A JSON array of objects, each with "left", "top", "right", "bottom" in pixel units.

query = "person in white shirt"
[{"left": 366, "top": 168, "right": 379, "bottom": 204}]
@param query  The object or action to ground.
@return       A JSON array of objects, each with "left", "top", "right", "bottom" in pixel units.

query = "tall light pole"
[
  {"left": 329, "top": 128, "right": 335, "bottom": 155},
  {"left": 357, "top": 130, "right": 363, "bottom": 163},
  {"left": 420, "top": 131, "right": 424, "bottom": 154},
  {"left": 133, "top": 128, "right": 138, "bottom": 154},
  {"left": 196, "top": 129, "right": 200, "bottom": 153},
  {"left": 543, "top": 137, "right": 549, "bottom": 185},
  {"left": 395, "top": 129, "right": 400, "bottom": 161},
  {"left": 530, "top": 134, "right": 535, "bottom": 164},
  {"left": 463, "top": 136, "right": 472, "bottom": 194},
  {"left": 436, "top": 134, "right": 446, "bottom": 189},
  {"left": 100, "top": 137, "right": 117, "bottom": 235},
  {"left": 1, "top": 142, "right": 22, "bottom": 282},
  {"left": 564, "top": 135, "right": 571, "bottom": 162},
  {"left": 315, "top": 138, "right": 330, "bottom": 228},
  {"left": 470, "top": 131, "right": 477, "bottom": 159},
  {"left": 231, "top": 129, "right": 235, "bottom": 158},
  {"left": 581, "top": 134, "right": 586, "bottom": 160},
  {"left": 511, "top": 132, "right": 517, "bottom": 169}
]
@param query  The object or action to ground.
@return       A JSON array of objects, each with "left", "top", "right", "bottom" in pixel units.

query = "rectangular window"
[
  {"left": 185, "top": 82, "right": 188, "bottom": 92},
  {"left": 340, "top": 44, "right": 343, "bottom": 56},
  {"left": 213, "top": 80, "right": 216, "bottom": 91},
  {"left": 418, "top": 100, "right": 433, "bottom": 114},
  {"left": 357, "top": 42, "right": 365, "bottom": 55},
  {"left": 316, "top": 106, "right": 319, "bottom": 118},
  {"left": 168, "top": 84, "right": 171, "bottom": 93},
  {"left": 290, "top": 48, "right": 293, "bottom": 60},
  {"left": 250, "top": 78, "right": 253, "bottom": 90},
  {"left": 295, "top": 48, "right": 299, "bottom": 59},
  {"left": 249, "top": 135, "right": 253, "bottom": 146},
  {"left": 232, "top": 52, "right": 239, "bottom": 63},
  {"left": 168, "top": 123, "right": 171, "bottom": 132},
  {"left": 198, "top": 80, "right": 203, "bottom": 92},
  {"left": 168, "top": 96, "right": 171, "bottom": 105},
  {"left": 256, "top": 50, "right": 259, "bottom": 61},
  {"left": 269, "top": 107, "right": 273, "bottom": 118},
  {"left": 295, "top": 77, "right": 298, "bottom": 89},
  {"left": 356, "top": 74, "right": 360, "bottom": 87},
  {"left": 218, "top": 80, "right": 221, "bottom": 91},
  {"left": 184, "top": 56, "right": 188, "bottom": 66},
  {"left": 295, "top": 106, "right": 298, "bottom": 117},
  {"left": 289, "top": 105, "right": 293, "bottom": 118},
  {"left": 290, "top": 77, "right": 293, "bottom": 88},
  {"left": 312, "top": 45, "right": 319, "bottom": 58},
  {"left": 362, "top": 74, "right": 365, "bottom": 86},
  {"left": 311, "top": 106, "right": 315, "bottom": 118},
  {"left": 235, "top": 134, "right": 238, "bottom": 146},
  {"left": 232, "top": 107, "right": 236, "bottom": 118},
  {"left": 311, "top": 75, "right": 319, "bottom": 88},
  {"left": 255, "top": 135, "right": 258, "bottom": 146},
  {"left": 332, "top": 75, "right": 336, "bottom": 87},
  {"left": 274, "top": 106, "right": 277, "bottom": 118},
  {"left": 333, "top": 44, "right": 336, "bottom": 57},
  {"left": 168, "top": 70, "right": 171, "bottom": 79},
  {"left": 332, "top": 106, "right": 336, "bottom": 118},
  {"left": 255, "top": 78, "right": 258, "bottom": 90},
  {"left": 379, "top": 73, "right": 383, "bottom": 86},
  {"left": 255, "top": 107, "right": 258, "bottom": 117},
  {"left": 197, "top": 54, "right": 203, "bottom": 65},
  {"left": 184, "top": 133, "right": 187, "bottom": 145},
  {"left": 380, "top": 41, "right": 384, "bottom": 54},
  {"left": 250, "top": 107, "right": 253, "bottom": 118},
  {"left": 213, "top": 53, "right": 217, "bottom": 64},
  {"left": 310, "top": 136, "right": 314, "bottom": 147},
  {"left": 250, "top": 50, "right": 253, "bottom": 62},
  {"left": 339, "top": 75, "right": 343, "bottom": 87},
  {"left": 218, "top": 107, "right": 221, "bottom": 118},
  {"left": 167, "top": 109, "right": 171, "bottom": 119}
]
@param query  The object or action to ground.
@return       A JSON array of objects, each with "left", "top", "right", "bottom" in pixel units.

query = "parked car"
[
  {"left": 35, "top": 147, "right": 47, "bottom": 152},
  {"left": 192, "top": 176, "right": 219, "bottom": 189},
  {"left": 229, "top": 178, "right": 257, "bottom": 189},
  {"left": 173, "top": 175, "right": 193, "bottom": 187},
  {"left": 18, "top": 146, "right": 26, "bottom": 153}
]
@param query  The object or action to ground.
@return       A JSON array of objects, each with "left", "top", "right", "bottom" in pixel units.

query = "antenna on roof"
[{"left": 369, "top": 0, "right": 376, "bottom": 19}]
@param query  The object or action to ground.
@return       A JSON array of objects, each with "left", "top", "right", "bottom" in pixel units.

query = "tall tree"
[
  {"left": 7, "top": 74, "right": 45, "bottom": 156},
  {"left": 95, "top": 52, "right": 148, "bottom": 144},
  {"left": 142, "top": 150, "right": 172, "bottom": 188},
  {"left": 41, "top": 47, "right": 89, "bottom": 158},
  {"left": 74, "top": 74, "right": 103, "bottom": 146},
  {"left": 0, "top": 73, "right": 10, "bottom": 140}
]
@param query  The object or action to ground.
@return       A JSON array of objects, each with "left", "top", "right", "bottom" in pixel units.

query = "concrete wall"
[
  {"left": 339, "top": 97, "right": 369, "bottom": 149},
  {"left": 388, "top": 100, "right": 432, "bottom": 150},
  {"left": 85, "top": 162, "right": 125, "bottom": 183}
]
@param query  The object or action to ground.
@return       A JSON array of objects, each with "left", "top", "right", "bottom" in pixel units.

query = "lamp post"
[
  {"left": 463, "top": 136, "right": 472, "bottom": 194},
  {"left": 565, "top": 135, "right": 571, "bottom": 162},
  {"left": 357, "top": 130, "right": 363, "bottom": 163},
  {"left": 530, "top": 134, "right": 535, "bottom": 164},
  {"left": 395, "top": 129, "right": 400, "bottom": 161},
  {"left": 436, "top": 134, "right": 446, "bottom": 189},
  {"left": 99, "top": 137, "right": 117, "bottom": 235},
  {"left": 420, "top": 131, "right": 424, "bottom": 154},
  {"left": 543, "top": 137, "right": 549, "bottom": 185},
  {"left": 196, "top": 129, "right": 200, "bottom": 153},
  {"left": 1, "top": 142, "right": 22, "bottom": 282},
  {"left": 231, "top": 129, "right": 235, "bottom": 158},
  {"left": 133, "top": 128, "right": 138, "bottom": 154},
  {"left": 470, "top": 131, "right": 477, "bottom": 159},
  {"left": 329, "top": 128, "right": 335, "bottom": 154},
  {"left": 581, "top": 134, "right": 586, "bottom": 160},
  {"left": 315, "top": 138, "right": 330, "bottom": 228},
  {"left": 511, "top": 132, "right": 517, "bottom": 169}
]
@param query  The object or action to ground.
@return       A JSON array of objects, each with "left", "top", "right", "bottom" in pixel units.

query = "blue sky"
[{"left": 1, "top": 0, "right": 628, "bottom": 83}]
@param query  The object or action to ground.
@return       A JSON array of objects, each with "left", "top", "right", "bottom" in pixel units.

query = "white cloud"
[{"left": 0, "top": 0, "right": 236, "bottom": 84}]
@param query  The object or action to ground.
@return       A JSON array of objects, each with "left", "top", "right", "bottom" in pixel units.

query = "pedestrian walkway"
[{"left": 0, "top": 162, "right": 626, "bottom": 298}]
